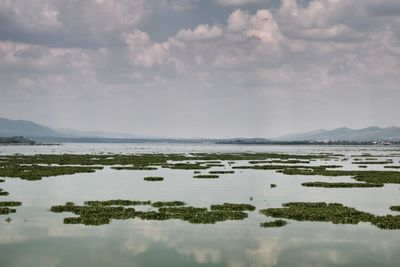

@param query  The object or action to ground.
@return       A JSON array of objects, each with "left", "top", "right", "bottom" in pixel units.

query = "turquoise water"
[{"left": 1, "top": 144, "right": 400, "bottom": 267}]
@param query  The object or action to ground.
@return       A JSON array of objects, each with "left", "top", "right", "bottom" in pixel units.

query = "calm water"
[{"left": 1, "top": 143, "right": 400, "bottom": 267}]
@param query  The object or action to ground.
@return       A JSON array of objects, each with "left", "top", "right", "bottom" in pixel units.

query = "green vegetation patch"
[
  {"left": 84, "top": 200, "right": 151, "bottom": 206},
  {"left": 152, "top": 201, "right": 186, "bottom": 207},
  {"left": 169, "top": 163, "right": 209, "bottom": 170},
  {"left": 0, "top": 164, "right": 103, "bottom": 181},
  {"left": 144, "top": 176, "right": 164, "bottom": 181},
  {"left": 390, "top": 206, "right": 400, "bottom": 212},
  {"left": 301, "top": 182, "right": 383, "bottom": 188},
  {"left": 260, "top": 202, "right": 400, "bottom": 230},
  {"left": 0, "top": 201, "right": 22, "bottom": 207},
  {"left": 193, "top": 175, "right": 219, "bottom": 179},
  {"left": 0, "top": 189, "right": 9, "bottom": 196},
  {"left": 0, "top": 207, "right": 16, "bottom": 215},
  {"left": 50, "top": 200, "right": 252, "bottom": 226},
  {"left": 111, "top": 166, "right": 157, "bottom": 170},
  {"left": 352, "top": 161, "right": 393, "bottom": 164},
  {"left": 260, "top": 219, "right": 288, "bottom": 228},
  {"left": 210, "top": 203, "right": 256, "bottom": 211},
  {"left": 249, "top": 160, "right": 310, "bottom": 164}
]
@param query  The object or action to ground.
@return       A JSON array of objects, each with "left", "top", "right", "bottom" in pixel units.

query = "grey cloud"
[{"left": 0, "top": 0, "right": 399, "bottom": 138}]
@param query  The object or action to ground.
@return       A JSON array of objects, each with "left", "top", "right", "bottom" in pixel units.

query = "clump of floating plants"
[
  {"left": 144, "top": 176, "right": 164, "bottom": 181},
  {"left": 50, "top": 200, "right": 254, "bottom": 226},
  {"left": 0, "top": 179, "right": 4, "bottom": 183},
  {"left": 384, "top": 166, "right": 400, "bottom": 169},
  {"left": 260, "top": 202, "right": 400, "bottom": 230},
  {"left": 352, "top": 161, "right": 393, "bottom": 164},
  {"left": 270, "top": 184, "right": 277, "bottom": 188},
  {"left": 208, "top": 171, "right": 234, "bottom": 174},
  {"left": 210, "top": 203, "right": 255, "bottom": 211},
  {"left": 84, "top": 200, "right": 151, "bottom": 206},
  {"left": 0, "top": 201, "right": 22, "bottom": 215},
  {"left": 301, "top": 182, "right": 383, "bottom": 188},
  {"left": 169, "top": 163, "right": 210, "bottom": 170},
  {"left": 249, "top": 160, "right": 310, "bottom": 164},
  {"left": 0, "top": 201, "right": 22, "bottom": 207},
  {"left": 0, "top": 164, "right": 103, "bottom": 181},
  {"left": 152, "top": 201, "right": 185, "bottom": 207},
  {"left": 233, "top": 164, "right": 400, "bottom": 185},
  {"left": 0, "top": 189, "right": 9, "bottom": 196},
  {"left": 390, "top": 206, "right": 400, "bottom": 212},
  {"left": 193, "top": 175, "right": 219, "bottom": 179},
  {"left": 111, "top": 166, "right": 157, "bottom": 170},
  {"left": 260, "top": 219, "right": 288, "bottom": 228}
]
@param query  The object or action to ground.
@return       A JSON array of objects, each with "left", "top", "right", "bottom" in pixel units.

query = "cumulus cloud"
[
  {"left": 176, "top": 25, "right": 223, "bottom": 40},
  {"left": 0, "top": 0, "right": 399, "bottom": 137},
  {"left": 214, "top": 0, "right": 262, "bottom": 6}
]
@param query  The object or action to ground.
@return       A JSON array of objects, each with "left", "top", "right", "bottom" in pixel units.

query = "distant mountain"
[
  {"left": 0, "top": 117, "right": 149, "bottom": 139},
  {"left": 0, "top": 136, "right": 35, "bottom": 145},
  {"left": 0, "top": 118, "right": 59, "bottom": 137},
  {"left": 56, "top": 128, "right": 153, "bottom": 139},
  {"left": 275, "top": 126, "right": 400, "bottom": 141}
]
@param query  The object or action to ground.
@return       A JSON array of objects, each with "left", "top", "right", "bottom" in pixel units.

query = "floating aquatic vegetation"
[
  {"left": 193, "top": 175, "right": 219, "bottom": 179},
  {"left": 0, "top": 179, "right": 4, "bottom": 183},
  {"left": 0, "top": 201, "right": 22, "bottom": 207},
  {"left": 0, "top": 164, "right": 103, "bottom": 181},
  {"left": 144, "top": 176, "right": 164, "bottom": 181},
  {"left": 84, "top": 200, "right": 151, "bottom": 206},
  {"left": 301, "top": 182, "right": 383, "bottom": 188},
  {"left": 194, "top": 171, "right": 201, "bottom": 174},
  {"left": 152, "top": 201, "right": 186, "bottom": 207},
  {"left": 260, "top": 202, "right": 400, "bottom": 229},
  {"left": 210, "top": 203, "right": 255, "bottom": 211},
  {"left": 270, "top": 184, "right": 277, "bottom": 188},
  {"left": 169, "top": 163, "right": 209, "bottom": 170},
  {"left": 0, "top": 189, "right": 9, "bottom": 196},
  {"left": 352, "top": 161, "right": 393, "bottom": 164},
  {"left": 260, "top": 219, "right": 287, "bottom": 228},
  {"left": 358, "top": 165, "right": 368, "bottom": 168},
  {"left": 272, "top": 167, "right": 400, "bottom": 185},
  {"left": 205, "top": 164, "right": 225, "bottom": 167},
  {"left": 195, "top": 161, "right": 222, "bottom": 164},
  {"left": 390, "top": 206, "right": 400, "bottom": 212},
  {"left": 384, "top": 166, "right": 400, "bottom": 169},
  {"left": 50, "top": 200, "right": 252, "bottom": 226},
  {"left": 249, "top": 160, "right": 310, "bottom": 164},
  {"left": 111, "top": 166, "right": 157, "bottom": 170},
  {"left": 0, "top": 207, "right": 16, "bottom": 215}
]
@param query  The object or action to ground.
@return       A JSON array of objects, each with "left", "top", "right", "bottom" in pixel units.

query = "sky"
[{"left": 0, "top": 0, "right": 399, "bottom": 138}]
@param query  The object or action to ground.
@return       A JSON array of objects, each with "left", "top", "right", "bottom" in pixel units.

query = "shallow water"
[{"left": 1, "top": 144, "right": 400, "bottom": 267}]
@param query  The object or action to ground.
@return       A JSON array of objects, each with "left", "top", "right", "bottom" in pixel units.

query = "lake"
[{"left": 1, "top": 143, "right": 400, "bottom": 267}]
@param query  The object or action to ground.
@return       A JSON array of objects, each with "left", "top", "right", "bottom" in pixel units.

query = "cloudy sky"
[{"left": 0, "top": 0, "right": 399, "bottom": 138}]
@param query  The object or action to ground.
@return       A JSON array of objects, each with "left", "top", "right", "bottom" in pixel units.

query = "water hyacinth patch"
[
  {"left": 50, "top": 200, "right": 254, "bottom": 226},
  {"left": 260, "top": 202, "right": 400, "bottom": 229},
  {"left": 144, "top": 176, "right": 164, "bottom": 181}
]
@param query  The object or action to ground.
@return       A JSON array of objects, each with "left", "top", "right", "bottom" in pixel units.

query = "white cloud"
[
  {"left": 1, "top": 0, "right": 400, "bottom": 137},
  {"left": 176, "top": 24, "right": 223, "bottom": 40},
  {"left": 214, "top": 0, "right": 262, "bottom": 6}
]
